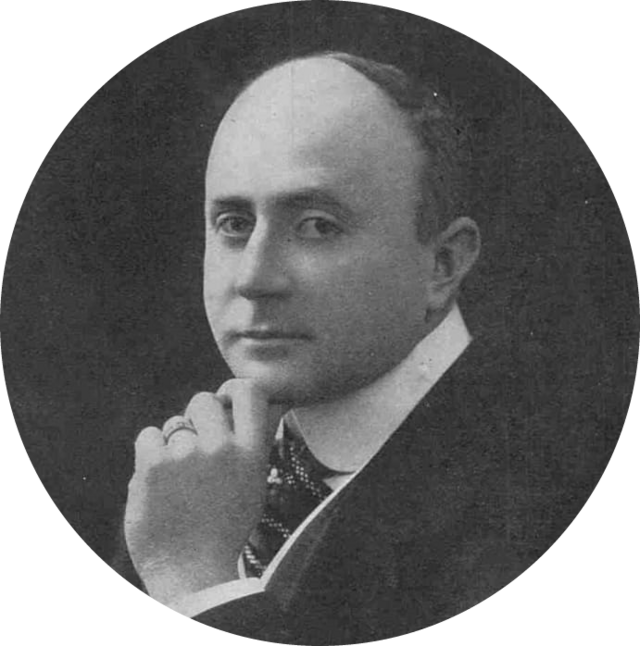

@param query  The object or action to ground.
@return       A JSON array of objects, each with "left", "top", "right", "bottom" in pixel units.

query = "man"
[{"left": 122, "top": 53, "right": 561, "bottom": 643}]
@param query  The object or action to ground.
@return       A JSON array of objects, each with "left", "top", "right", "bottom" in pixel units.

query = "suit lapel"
[{"left": 264, "top": 339, "right": 509, "bottom": 638}]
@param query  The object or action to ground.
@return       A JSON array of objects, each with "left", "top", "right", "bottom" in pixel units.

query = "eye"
[
  {"left": 214, "top": 212, "right": 254, "bottom": 238},
  {"left": 297, "top": 214, "right": 343, "bottom": 239}
]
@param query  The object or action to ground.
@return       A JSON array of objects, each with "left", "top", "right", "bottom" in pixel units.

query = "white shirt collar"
[{"left": 284, "top": 304, "right": 471, "bottom": 476}]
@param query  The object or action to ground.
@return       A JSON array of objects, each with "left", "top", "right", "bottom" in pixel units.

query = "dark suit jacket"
[{"left": 115, "top": 335, "right": 607, "bottom": 644}]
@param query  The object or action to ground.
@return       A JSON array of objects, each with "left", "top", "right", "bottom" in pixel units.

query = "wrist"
[{"left": 140, "top": 554, "right": 239, "bottom": 604}]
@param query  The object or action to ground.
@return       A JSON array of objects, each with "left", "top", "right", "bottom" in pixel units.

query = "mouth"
[{"left": 233, "top": 328, "right": 313, "bottom": 342}]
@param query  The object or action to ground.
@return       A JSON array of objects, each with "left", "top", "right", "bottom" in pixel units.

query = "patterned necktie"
[{"left": 242, "top": 424, "right": 335, "bottom": 577}]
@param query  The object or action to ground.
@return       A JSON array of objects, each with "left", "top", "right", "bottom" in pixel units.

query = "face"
[{"left": 203, "top": 59, "right": 438, "bottom": 406}]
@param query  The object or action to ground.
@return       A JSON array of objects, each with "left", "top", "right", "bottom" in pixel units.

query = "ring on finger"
[{"left": 162, "top": 415, "right": 198, "bottom": 444}]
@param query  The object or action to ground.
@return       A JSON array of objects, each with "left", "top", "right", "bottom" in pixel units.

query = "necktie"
[{"left": 242, "top": 424, "right": 334, "bottom": 577}]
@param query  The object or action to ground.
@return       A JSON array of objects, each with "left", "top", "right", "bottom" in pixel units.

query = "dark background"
[{"left": 1, "top": 1, "right": 638, "bottom": 563}]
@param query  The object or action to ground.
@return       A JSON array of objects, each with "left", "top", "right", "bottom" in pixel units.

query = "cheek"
[
  {"left": 311, "top": 254, "right": 427, "bottom": 333},
  {"left": 345, "top": 253, "right": 429, "bottom": 332},
  {"left": 323, "top": 252, "right": 414, "bottom": 303},
  {"left": 203, "top": 253, "right": 231, "bottom": 319}
]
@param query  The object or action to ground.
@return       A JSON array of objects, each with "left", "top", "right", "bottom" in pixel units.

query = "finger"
[
  {"left": 134, "top": 426, "right": 164, "bottom": 471},
  {"left": 161, "top": 415, "right": 199, "bottom": 456},
  {"left": 184, "top": 391, "right": 231, "bottom": 453},
  {"left": 165, "top": 431, "right": 199, "bottom": 459},
  {"left": 217, "top": 379, "right": 285, "bottom": 456},
  {"left": 162, "top": 415, "right": 197, "bottom": 440}
]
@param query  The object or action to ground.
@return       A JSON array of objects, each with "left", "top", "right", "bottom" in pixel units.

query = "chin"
[{"left": 228, "top": 362, "right": 326, "bottom": 407}]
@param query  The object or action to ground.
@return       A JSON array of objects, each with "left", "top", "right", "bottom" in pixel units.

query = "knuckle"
[
  {"left": 137, "top": 426, "right": 159, "bottom": 440},
  {"left": 200, "top": 432, "right": 231, "bottom": 455},
  {"left": 186, "top": 390, "right": 221, "bottom": 415},
  {"left": 135, "top": 426, "right": 161, "bottom": 446},
  {"left": 219, "top": 377, "right": 263, "bottom": 400},
  {"left": 217, "top": 378, "right": 244, "bottom": 397},
  {"left": 167, "top": 437, "right": 199, "bottom": 460}
]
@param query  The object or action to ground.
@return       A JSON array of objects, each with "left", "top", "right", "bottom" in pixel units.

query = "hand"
[{"left": 124, "top": 379, "right": 283, "bottom": 605}]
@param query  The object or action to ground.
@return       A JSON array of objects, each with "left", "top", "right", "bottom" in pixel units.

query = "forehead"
[
  {"left": 206, "top": 59, "right": 423, "bottom": 211},
  {"left": 216, "top": 58, "right": 400, "bottom": 145}
]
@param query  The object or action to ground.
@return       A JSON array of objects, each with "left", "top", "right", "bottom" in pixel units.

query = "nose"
[{"left": 234, "top": 224, "right": 292, "bottom": 300}]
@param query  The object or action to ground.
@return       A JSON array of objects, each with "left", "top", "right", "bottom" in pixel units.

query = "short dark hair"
[{"left": 231, "top": 51, "right": 470, "bottom": 242}]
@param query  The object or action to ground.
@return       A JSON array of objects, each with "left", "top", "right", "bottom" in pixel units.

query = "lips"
[{"left": 235, "top": 328, "right": 313, "bottom": 341}]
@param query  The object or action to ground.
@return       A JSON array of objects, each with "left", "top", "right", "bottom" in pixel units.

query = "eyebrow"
[
  {"left": 210, "top": 196, "right": 253, "bottom": 215},
  {"left": 210, "top": 188, "right": 356, "bottom": 220}
]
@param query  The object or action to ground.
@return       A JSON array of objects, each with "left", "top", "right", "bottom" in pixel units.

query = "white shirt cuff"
[{"left": 167, "top": 577, "right": 264, "bottom": 617}]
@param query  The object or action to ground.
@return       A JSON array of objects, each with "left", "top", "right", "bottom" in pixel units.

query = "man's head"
[{"left": 203, "top": 53, "right": 480, "bottom": 405}]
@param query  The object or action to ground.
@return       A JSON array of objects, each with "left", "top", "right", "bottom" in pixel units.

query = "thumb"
[{"left": 217, "top": 379, "right": 287, "bottom": 457}]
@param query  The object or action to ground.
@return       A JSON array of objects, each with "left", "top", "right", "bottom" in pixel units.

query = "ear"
[{"left": 425, "top": 216, "right": 481, "bottom": 311}]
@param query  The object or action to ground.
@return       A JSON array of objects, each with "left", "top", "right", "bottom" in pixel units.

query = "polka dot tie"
[{"left": 243, "top": 424, "right": 334, "bottom": 577}]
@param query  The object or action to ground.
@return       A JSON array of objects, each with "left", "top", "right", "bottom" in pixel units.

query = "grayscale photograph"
[{"left": 1, "top": 1, "right": 638, "bottom": 644}]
